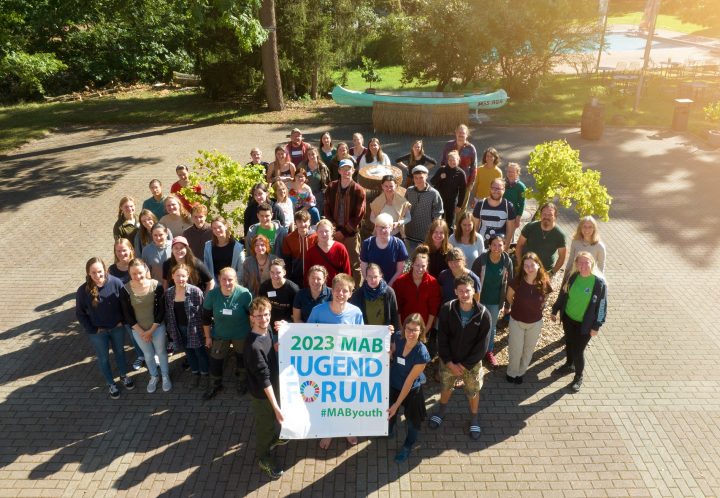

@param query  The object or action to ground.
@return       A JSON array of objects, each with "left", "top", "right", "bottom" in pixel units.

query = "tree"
[
  {"left": 180, "top": 150, "right": 266, "bottom": 235},
  {"left": 259, "top": 0, "right": 284, "bottom": 110},
  {"left": 360, "top": 56, "right": 381, "bottom": 89},
  {"left": 525, "top": 140, "right": 612, "bottom": 221}
]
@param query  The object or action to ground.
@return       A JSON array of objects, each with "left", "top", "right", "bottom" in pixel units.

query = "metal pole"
[
  {"left": 633, "top": 0, "right": 661, "bottom": 112},
  {"left": 595, "top": 4, "right": 609, "bottom": 73}
]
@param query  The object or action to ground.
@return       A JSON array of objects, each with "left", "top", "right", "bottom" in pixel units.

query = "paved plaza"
[{"left": 0, "top": 122, "right": 719, "bottom": 497}]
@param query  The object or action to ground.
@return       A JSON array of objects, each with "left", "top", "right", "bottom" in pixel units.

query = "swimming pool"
[{"left": 599, "top": 33, "right": 687, "bottom": 52}]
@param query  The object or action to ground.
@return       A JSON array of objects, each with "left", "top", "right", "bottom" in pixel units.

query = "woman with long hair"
[
  {"left": 392, "top": 245, "right": 442, "bottom": 333},
  {"left": 471, "top": 234, "right": 514, "bottom": 369},
  {"left": 159, "top": 194, "right": 192, "bottom": 237},
  {"left": 318, "top": 131, "right": 336, "bottom": 165},
  {"left": 329, "top": 141, "right": 354, "bottom": 181},
  {"left": 141, "top": 223, "right": 172, "bottom": 282},
  {"left": 108, "top": 238, "right": 146, "bottom": 370},
  {"left": 350, "top": 263, "right": 401, "bottom": 331},
  {"left": 271, "top": 179, "right": 295, "bottom": 231},
  {"left": 266, "top": 146, "right": 296, "bottom": 184},
  {"left": 299, "top": 146, "right": 330, "bottom": 215},
  {"left": 349, "top": 133, "right": 367, "bottom": 165},
  {"left": 505, "top": 252, "right": 552, "bottom": 384},
  {"left": 288, "top": 168, "right": 321, "bottom": 224},
  {"left": 243, "top": 182, "right": 286, "bottom": 229},
  {"left": 292, "top": 265, "right": 332, "bottom": 323},
  {"left": 423, "top": 218, "right": 453, "bottom": 280},
  {"left": 449, "top": 211, "right": 485, "bottom": 264},
  {"left": 551, "top": 252, "right": 607, "bottom": 392},
  {"left": 75, "top": 257, "right": 134, "bottom": 399},
  {"left": 242, "top": 234, "right": 276, "bottom": 296},
  {"left": 120, "top": 258, "right": 171, "bottom": 393},
  {"left": 369, "top": 175, "right": 411, "bottom": 238},
  {"left": 358, "top": 137, "right": 391, "bottom": 168},
  {"left": 259, "top": 258, "right": 299, "bottom": 326},
  {"left": 203, "top": 216, "right": 244, "bottom": 284},
  {"left": 113, "top": 196, "right": 140, "bottom": 245},
  {"left": 165, "top": 263, "right": 209, "bottom": 389},
  {"left": 396, "top": 139, "right": 437, "bottom": 188},
  {"left": 161, "top": 236, "right": 214, "bottom": 292},
  {"left": 563, "top": 216, "right": 606, "bottom": 282},
  {"left": 134, "top": 209, "right": 171, "bottom": 257},
  {"left": 388, "top": 313, "right": 431, "bottom": 463}
]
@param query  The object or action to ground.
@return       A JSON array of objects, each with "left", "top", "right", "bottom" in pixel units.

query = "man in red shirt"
[
  {"left": 284, "top": 128, "right": 309, "bottom": 167},
  {"left": 170, "top": 164, "right": 201, "bottom": 212}
]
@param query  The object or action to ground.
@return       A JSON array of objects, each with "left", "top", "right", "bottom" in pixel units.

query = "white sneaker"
[
  {"left": 147, "top": 376, "right": 159, "bottom": 393},
  {"left": 162, "top": 374, "right": 172, "bottom": 392}
]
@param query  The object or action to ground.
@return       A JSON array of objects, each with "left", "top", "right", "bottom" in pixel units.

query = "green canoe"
[{"left": 331, "top": 86, "right": 509, "bottom": 109}]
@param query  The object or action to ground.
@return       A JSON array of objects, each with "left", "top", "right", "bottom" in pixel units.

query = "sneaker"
[
  {"left": 147, "top": 376, "right": 159, "bottom": 393},
  {"left": 269, "top": 437, "right": 289, "bottom": 451},
  {"left": 506, "top": 374, "right": 515, "bottom": 383},
  {"left": 514, "top": 375, "right": 523, "bottom": 385},
  {"left": 486, "top": 351, "right": 499, "bottom": 368},
  {"left": 122, "top": 376, "right": 135, "bottom": 390},
  {"left": 203, "top": 383, "right": 223, "bottom": 400},
  {"left": 258, "top": 458, "right": 283, "bottom": 480},
  {"left": 162, "top": 374, "right": 172, "bottom": 392},
  {"left": 552, "top": 363, "right": 575, "bottom": 376},
  {"left": 132, "top": 357, "right": 145, "bottom": 371},
  {"left": 570, "top": 376, "right": 583, "bottom": 393},
  {"left": 109, "top": 383, "right": 120, "bottom": 399}
]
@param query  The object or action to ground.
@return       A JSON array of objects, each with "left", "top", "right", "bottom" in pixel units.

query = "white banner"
[{"left": 278, "top": 323, "right": 390, "bottom": 439}]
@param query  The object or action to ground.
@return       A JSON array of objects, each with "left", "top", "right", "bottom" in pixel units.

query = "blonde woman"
[
  {"left": 113, "top": 196, "right": 140, "bottom": 244},
  {"left": 159, "top": 194, "right": 192, "bottom": 236},
  {"left": 563, "top": 216, "right": 606, "bottom": 281}
]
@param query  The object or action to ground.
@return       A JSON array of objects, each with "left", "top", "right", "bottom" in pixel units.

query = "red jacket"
[
  {"left": 392, "top": 271, "right": 442, "bottom": 324},
  {"left": 323, "top": 180, "right": 366, "bottom": 237}
]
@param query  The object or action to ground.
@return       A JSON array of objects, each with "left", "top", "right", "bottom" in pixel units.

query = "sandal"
[
  {"left": 428, "top": 415, "right": 444, "bottom": 430},
  {"left": 346, "top": 436, "right": 358, "bottom": 446},
  {"left": 469, "top": 424, "right": 482, "bottom": 440},
  {"left": 454, "top": 379, "right": 465, "bottom": 389}
]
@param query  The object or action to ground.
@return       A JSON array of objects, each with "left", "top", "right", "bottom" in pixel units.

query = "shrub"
[{"left": 0, "top": 51, "right": 67, "bottom": 101}]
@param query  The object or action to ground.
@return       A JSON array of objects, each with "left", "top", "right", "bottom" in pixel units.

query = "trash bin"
[
  {"left": 581, "top": 103, "right": 605, "bottom": 140},
  {"left": 671, "top": 98, "right": 693, "bottom": 132}
]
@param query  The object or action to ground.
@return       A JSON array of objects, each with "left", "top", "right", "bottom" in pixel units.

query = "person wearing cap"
[
  {"left": 161, "top": 236, "right": 215, "bottom": 292},
  {"left": 404, "top": 164, "right": 444, "bottom": 255},
  {"left": 284, "top": 128, "right": 309, "bottom": 167},
  {"left": 323, "top": 158, "right": 366, "bottom": 287}
]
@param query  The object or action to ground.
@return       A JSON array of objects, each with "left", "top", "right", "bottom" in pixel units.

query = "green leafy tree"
[
  {"left": 180, "top": 150, "right": 266, "bottom": 235},
  {"left": 0, "top": 51, "right": 67, "bottom": 100},
  {"left": 525, "top": 140, "right": 612, "bottom": 221},
  {"left": 360, "top": 56, "right": 381, "bottom": 88}
]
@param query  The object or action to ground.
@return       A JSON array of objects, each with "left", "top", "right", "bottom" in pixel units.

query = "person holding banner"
[
  {"left": 245, "top": 297, "right": 287, "bottom": 480},
  {"left": 430, "top": 275, "right": 492, "bottom": 440},
  {"left": 307, "top": 273, "right": 363, "bottom": 449},
  {"left": 388, "top": 313, "right": 431, "bottom": 463}
]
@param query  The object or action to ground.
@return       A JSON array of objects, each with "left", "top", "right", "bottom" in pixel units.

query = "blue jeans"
[
  {"left": 132, "top": 324, "right": 169, "bottom": 377},
  {"left": 307, "top": 206, "right": 321, "bottom": 224},
  {"left": 125, "top": 325, "right": 144, "bottom": 360},
  {"left": 484, "top": 304, "right": 501, "bottom": 353},
  {"left": 178, "top": 325, "right": 209, "bottom": 374},
  {"left": 87, "top": 326, "right": 128, "bottom": 385}
]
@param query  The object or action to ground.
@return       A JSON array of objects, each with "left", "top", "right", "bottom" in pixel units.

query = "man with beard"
[
  {"left": 515, "top": 202, "right": 567, "bottom": 277},
  {"left": 284, "top": 128, "right": 309, "bottom": 167},
  {"left": 472, "top": 178, "right": 517, "bottom": 248}
]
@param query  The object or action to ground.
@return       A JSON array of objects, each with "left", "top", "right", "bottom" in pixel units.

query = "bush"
[
  {"left": 704, "top": 101, "right": 720, "bottom": 123},
  {"left": 0, "top": 51, "right": 67, "bottom": 101},
  {"left": 526, "top": 140, "right": 612, "bottom": 221}
]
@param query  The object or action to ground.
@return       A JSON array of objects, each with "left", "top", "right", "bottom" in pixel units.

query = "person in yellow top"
[{"left": 471, "top": 147, "right": 502, "bottom": 208}]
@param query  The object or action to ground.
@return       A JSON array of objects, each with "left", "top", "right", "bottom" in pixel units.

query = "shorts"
[{"left": 439, "top": 361, "right": 484, "bottom": 396}]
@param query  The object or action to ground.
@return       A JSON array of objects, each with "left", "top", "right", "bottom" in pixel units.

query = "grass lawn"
[{"left": 608, "top": 13, "right": 719, "bottom": 37}]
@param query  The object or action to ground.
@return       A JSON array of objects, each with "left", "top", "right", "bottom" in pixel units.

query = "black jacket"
[
  {"left": 552, "top": 272, "right": 607, "bottom": 335},
  {"left": 350, "top": 284, "right": 402, "bottom": 332},
  {"left": 438, "top": 300, "right": 491, "bottom": 369},
  {"left": 120, "top": 281, "right": 165, "bottom": 328}
]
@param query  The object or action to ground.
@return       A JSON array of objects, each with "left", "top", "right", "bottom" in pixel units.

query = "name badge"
[
  {"left": 267, "top": 291, "right": 277, "bottom": 297},
  {"left": 222, "top": 308, "right": 233, "bottom": 315},
  {"left": 440, "top": 173, "right": 446, "bottom": 179},
  {"left": 397, "top": 357, "right": 406, "bottom": 366},
  {"left": 291, "top": 150, "right": 302, "bottom": 156}
]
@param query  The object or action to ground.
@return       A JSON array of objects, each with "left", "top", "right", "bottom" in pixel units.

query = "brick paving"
[{"left": 0, "top": 123, "right": 718, "bottom": 497}]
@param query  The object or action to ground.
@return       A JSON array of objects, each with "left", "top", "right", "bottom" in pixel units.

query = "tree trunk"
[
  {"left": 260, "top": 0, "right": 284, "bottom": 111},
  {"left": 310, "top": 65, "right": 318, "bottom": 100}
]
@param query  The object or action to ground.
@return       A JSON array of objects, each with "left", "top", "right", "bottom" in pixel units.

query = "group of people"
[{"left": 76, "top": 125, "right": 607, "bottom": 479}]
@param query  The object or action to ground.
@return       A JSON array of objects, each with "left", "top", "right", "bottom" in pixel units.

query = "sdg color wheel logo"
[{"left": 300, "top": 380, "right": 320, "bottom": 403}]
